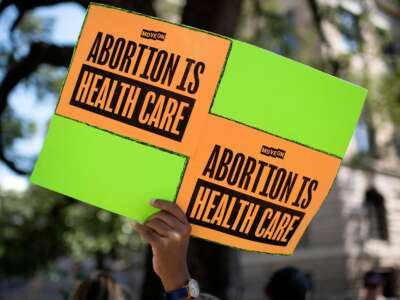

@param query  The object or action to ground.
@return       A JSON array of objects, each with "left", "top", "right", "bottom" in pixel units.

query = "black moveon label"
[{"left": 141, "top": 29, "right": 166, "bottom": 41}]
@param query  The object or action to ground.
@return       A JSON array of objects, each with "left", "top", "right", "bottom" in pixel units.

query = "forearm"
[{"left": 159, "top": 267, "right": 190, "bottom": 292}]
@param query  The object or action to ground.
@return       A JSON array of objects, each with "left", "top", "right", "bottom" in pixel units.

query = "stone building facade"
[{"left": 240, "top": 166, "right": 400, "bottom": 299}]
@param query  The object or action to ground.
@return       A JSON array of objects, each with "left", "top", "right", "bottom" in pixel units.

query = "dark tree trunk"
[
  {"left": 306, "top": 0, "right": 341, "bottom": 75},
  {"left": 187, "top": 238, "right": 242, "bottom": 300},
  {"left": 181, "top": 0, "right": 243, "bottom": 38},
  {"left": 140, "top": 247, "right": 164, "bottom": 300}
]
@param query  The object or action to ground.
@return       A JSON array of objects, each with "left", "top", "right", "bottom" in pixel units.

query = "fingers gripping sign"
[{"left": 132, "top": 199, "right": 192, "bottom": 292}]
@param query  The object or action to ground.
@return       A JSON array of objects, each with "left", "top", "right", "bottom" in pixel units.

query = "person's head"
[
  {"left": 264, "top": 267, "right": 312, "bottom": 300},
  {"left": 70, "top": 271, "right": 125, "bottom": 300},
  {"left": 364, "top": 271, "right": 384, "bottom": 296}
]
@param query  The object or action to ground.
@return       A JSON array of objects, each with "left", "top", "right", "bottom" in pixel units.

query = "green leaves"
[{"left": 0, "top": 186, "right": 141, "bottom": 277}]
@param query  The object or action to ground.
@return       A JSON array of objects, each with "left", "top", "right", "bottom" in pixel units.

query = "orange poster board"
[
  {"left": 56, "top": 4, "right": 230, "bottom": 156},
  {"left": 177, "top": 116, "right": 340, "bottom": 254}
]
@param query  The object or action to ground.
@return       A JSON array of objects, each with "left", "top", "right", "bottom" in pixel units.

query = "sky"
[{"left": 0, "top": 3, "right": 85, "bottom": 191}]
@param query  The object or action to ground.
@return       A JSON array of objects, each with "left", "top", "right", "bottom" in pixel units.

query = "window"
[{"left": 364, "top": 188, "right": 389, "bottom": 240}]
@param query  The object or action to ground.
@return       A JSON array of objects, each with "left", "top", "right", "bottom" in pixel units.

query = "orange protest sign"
[
  {"left": 176, "top": 116, "right": 340, "bottom": 254},
  {"left": 56, "top": 4, "right": 230, "bottom": 155}
]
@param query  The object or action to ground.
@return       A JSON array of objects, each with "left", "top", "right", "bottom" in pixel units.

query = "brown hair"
[{"left": 70, "top": 272, "right": 125, "bottom": 300}]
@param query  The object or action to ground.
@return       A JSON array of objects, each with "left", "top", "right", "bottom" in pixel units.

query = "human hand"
[{"left": 132, "top": 199, "right": 191, "bottom": 292}]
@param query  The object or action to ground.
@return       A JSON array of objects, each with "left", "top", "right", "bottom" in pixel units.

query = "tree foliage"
[{"left": 0, "top": 185, "right": 141, "bottom": 278}]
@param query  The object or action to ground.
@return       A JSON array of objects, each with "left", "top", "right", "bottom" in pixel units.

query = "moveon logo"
[
  {"left": 141, "top": 29, "right": 166, "bottom": 41},
  {"left": 260, "top": 145, "right": 286, "bottom": 159}
]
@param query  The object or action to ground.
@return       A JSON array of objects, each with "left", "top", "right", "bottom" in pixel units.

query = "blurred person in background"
[
  {"left": 363, "top": 271, "right": 397, "bottom": 300},
  {"left": 264, "top": 266, "right": 312, "bottom": 300},
  {"left": 70, "top": 272, "right": 130, "bottom": 300}
]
